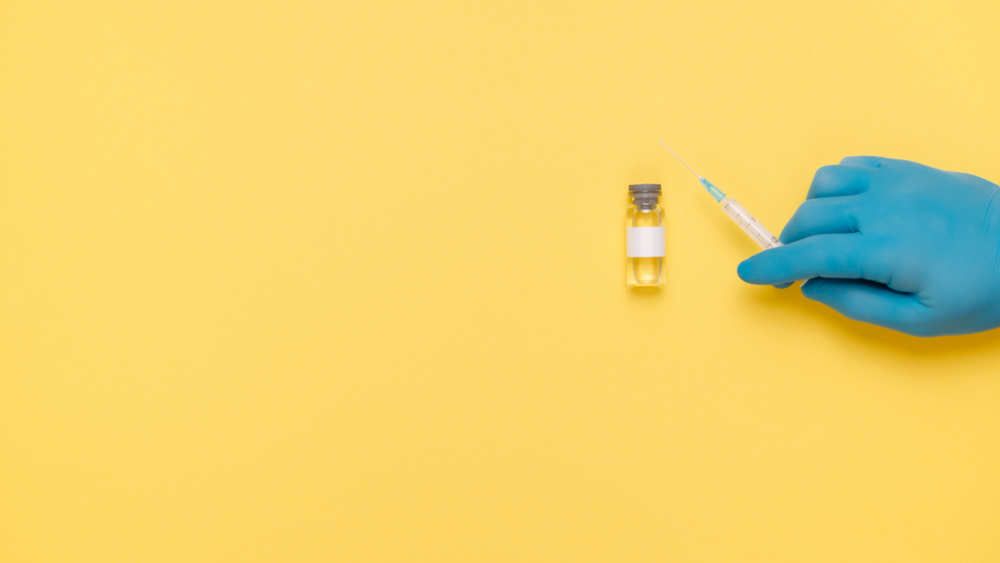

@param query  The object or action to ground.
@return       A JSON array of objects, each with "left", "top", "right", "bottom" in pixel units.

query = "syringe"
[{"left": 660, "top": 141, "right": 782, "bottom": 251}]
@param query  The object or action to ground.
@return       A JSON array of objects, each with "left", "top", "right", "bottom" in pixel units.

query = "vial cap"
[{"left": 629, "top": 184, "right": 661, "bottom": 193}]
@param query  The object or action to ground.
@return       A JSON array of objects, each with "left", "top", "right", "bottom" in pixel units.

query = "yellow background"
[{"left": 3, "top": 1, "right": 1000, "bottom": 561}]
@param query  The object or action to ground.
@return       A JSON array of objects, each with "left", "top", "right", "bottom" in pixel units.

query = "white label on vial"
[{"left": 626, "top": 227, "right": 665, "bottom": 257}]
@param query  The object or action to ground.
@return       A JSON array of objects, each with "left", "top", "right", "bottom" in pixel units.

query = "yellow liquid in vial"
[{"left": 633, "top": 256, "right": 662, "bottom": 284}]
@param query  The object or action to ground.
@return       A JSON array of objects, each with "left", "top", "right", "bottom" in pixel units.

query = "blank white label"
[{"left": 626, "top": 227, "right": 665, "bottom": 257}]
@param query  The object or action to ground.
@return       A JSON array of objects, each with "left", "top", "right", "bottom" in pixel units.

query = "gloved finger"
[
  {"left": 737, "top": 234, "right": 872, "bottom": 286},
  {"left": 839, "top": 156, "right": 884, "bottom": 168},
  {"left": 808, "top": 165, "right": 872, "bottom": 199},
  {"left": 779, "top": 196, "right": 858, "bottom": 244},
  {"left": 801, "top": 278, "right": 929, "bottom": 334}
]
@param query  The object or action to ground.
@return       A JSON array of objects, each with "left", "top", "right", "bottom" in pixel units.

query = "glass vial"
[{"left": 626, "top": 184, "right": 666, "bottom": 286}]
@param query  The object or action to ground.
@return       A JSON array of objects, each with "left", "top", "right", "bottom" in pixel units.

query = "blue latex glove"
[{"left": 737, "top": 156, "right": 1000, "bottom": 337}]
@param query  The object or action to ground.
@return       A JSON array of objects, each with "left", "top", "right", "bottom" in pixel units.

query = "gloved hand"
[{"left": 736, "top": 156, "right": 1000, "bottom": 337}]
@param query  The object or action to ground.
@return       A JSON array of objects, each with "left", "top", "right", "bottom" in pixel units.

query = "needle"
[{"left": 659, "top": 141, "right": 702, "bottom": 180}]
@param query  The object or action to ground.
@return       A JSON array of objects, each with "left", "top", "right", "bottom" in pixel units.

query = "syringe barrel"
[{"left": 720, "top": 197, "right": 782, "bottom": 250}]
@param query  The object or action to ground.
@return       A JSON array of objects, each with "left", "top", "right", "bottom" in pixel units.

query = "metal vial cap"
[{"left": 628, "top": 183, "right": 662, "bottom": 193}]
